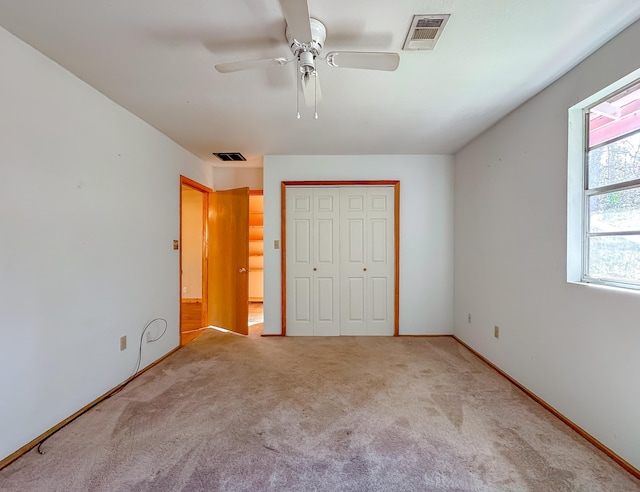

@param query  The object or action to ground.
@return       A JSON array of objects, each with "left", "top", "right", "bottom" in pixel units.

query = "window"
[{"left": 569, "top": 75, "right": 640, "bottom": 290}]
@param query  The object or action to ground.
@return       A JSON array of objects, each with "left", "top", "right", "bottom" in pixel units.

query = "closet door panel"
[
  {"left": 286, "top": 188, "right": 315, "bottom": 336},
  {"left": 293, "top": 277, "right": 312, "bottom": 322},
  {"left": 294, "top": 220, "right": 311, "bottom": 262},
  {"left": 314, "top": 275, "right": 337, "bottom": 335},
  {"left": 340, "top": 274, "right": 366, "bottom": 335},
  {"left": 312, "top": 188, "right": 340, "bottom": 335},
  {"left": 316, "top": 219, "right": 334, "bottom": 263},
  {"left": 370, "top": 218, "right": 389, "bottom": 263},
  {"left": 365, "top": 187, "right": 395, "bottom": 335},
  {"left": 340, "top": 188, "right": 367, "bottom": 335},
  {"left": 348, "top": 220, "right": 365, "bottom": 262}
]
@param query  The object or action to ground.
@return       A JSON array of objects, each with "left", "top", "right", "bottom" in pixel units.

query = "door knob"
[
  {"left": 363, "top": 268, "right": 367, "bottom": 271},
  {"left": 239, "top": 267, "right": 247, "bottom": 273},
  {"left": 313, "top": 267, "right": 317, "bottom": 271}
]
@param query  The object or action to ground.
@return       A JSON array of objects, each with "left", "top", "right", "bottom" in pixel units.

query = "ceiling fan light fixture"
[{"left": 298, "top": 50, "right": 316, "bottom": 75}]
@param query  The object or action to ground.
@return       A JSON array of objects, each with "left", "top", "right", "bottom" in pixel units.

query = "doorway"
[
  {"left": 179, "top": 177, "right": 211, "bottom": 345},
  {"left": 248, "top": 191, "right": 264, "bottom": 335},
  {"left": 180, "top": 178, "right": 261, "bottom": 342}
]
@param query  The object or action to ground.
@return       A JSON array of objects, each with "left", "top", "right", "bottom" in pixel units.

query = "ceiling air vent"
[
  {"left": 213, "top": 152, "right": 246, "bottom": 162},
  {"left": 403, "top": 14, "right": 450, "bottom": 50}
]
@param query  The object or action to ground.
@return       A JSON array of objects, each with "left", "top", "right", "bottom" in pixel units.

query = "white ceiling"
[{"left": 1, "top": 1, "right": 640, "bottom": 166}]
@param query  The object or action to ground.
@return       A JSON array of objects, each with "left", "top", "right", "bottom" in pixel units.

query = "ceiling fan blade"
[
  {"left": 279, "top": 0, "right": 312, "bottom": 42},
  {"left": 325, "top": 51, "right": 400, "bottom": 71},
  {"left": 301, "top": 73, "right": 322, "bottom": 107},
  {"left": 215, "top": 57, "right": 291, "bottom": 73}
]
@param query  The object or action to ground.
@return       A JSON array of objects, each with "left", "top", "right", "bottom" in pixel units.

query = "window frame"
[{"left": 567, "top": 68, "right": 640, "bottom": 291}]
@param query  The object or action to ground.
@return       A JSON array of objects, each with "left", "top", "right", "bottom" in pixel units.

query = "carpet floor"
[{"left": 1, "top": 330, "right": 638, "bottom": 491}]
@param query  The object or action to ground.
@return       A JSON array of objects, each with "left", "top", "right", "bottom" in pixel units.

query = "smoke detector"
[{"left": 403, "top": 15, "right": 450, "bottom": 50}]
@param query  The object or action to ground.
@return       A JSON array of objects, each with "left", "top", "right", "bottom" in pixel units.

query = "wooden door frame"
[
  {"left": 180, "top": 176, "right": 213, "bottom": 345},
  {"left": 281, "top": 180, "right": 400, "bottom": 336}
]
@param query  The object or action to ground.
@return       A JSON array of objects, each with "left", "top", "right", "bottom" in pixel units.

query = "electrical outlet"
[
  {"left": 468, "top": 313, "right": 471, "bottom": 324},
  {"left": 120, "top": 336, "right": 127, "bottom": 351},
  {"left": 494, "top": 325, "right": 500, "bottom": 339}
]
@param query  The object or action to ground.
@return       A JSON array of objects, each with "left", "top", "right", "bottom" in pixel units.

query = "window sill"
[{"left": 567, "top": 279, "right": 640, "bottom": 294}]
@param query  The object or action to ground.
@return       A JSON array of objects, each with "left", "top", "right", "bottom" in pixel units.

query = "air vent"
[
  {"left": 403, "top": 14, "right": 450, "bottom": 50},
  {"left": 213, "top": 152, "right": 246, "bottom": 162}
]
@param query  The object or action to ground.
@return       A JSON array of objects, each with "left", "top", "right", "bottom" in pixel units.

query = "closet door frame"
[{"left": 281, "top": 180, "right": 400, "bottom": 336}]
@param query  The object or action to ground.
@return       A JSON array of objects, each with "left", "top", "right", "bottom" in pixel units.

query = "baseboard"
[
  {"left": 451, "top": 335, "right": 640, "bottom": 480},
  {"left": 0, "top": 345, "right": 181, "bottom": 471},
  {"left": 399, "top": 334, "right": 453, "bottom": 337}
]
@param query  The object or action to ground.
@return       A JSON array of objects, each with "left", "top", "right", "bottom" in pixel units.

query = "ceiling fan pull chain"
[
  {"left": 314, "top": 73, "right": 318, "bottom": 119},
  {"left": 296, "top": 72, "right": 301, "bottom": 119}
]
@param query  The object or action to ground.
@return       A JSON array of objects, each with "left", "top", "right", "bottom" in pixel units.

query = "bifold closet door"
[
  {"left": 286, "top": 187, "right": 340, "bottom": 336},
  {"left": 340, "top": 187, "right": 394, "bottom": 336}
]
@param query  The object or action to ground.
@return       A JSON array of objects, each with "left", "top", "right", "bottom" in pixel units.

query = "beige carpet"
[{"left": 1, "top": 330, "right": 638, "bottom": 491}]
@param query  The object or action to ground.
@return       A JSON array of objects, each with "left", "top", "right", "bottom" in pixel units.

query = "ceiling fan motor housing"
[{"left": 286, "top": 18, "right": 326, "bottom": 75}]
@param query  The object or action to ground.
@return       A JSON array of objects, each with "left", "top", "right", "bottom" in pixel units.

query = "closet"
[{"left": 285, "top": 186, "right": 395, "bottom": 336}]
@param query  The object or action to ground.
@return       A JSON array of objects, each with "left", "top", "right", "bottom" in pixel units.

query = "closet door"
[
  {"left": 340, "top": 187, "right": 394, "bottom": 336},
  {"left": 286, "top": 187, "right": 340, "bottom": 336}
]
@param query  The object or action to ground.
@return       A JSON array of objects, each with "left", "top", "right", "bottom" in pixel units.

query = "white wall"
[
  {"left": 454, "top": 20, "right": 640, "bottom": 469},
  {"left": 213, "top": 166, "right": 263, "bottom": 190},
  {"left": 263, "top": 155, "right": 454, "bottom": 336},
  {"left": 0, "top": 27, "right": 211, "bottom": 462}
]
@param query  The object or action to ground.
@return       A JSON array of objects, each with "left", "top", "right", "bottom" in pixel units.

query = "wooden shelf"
[
  {"left": 249, "top": 227, "right": 262, "bottom": 241},
  {"left": 249, "top": 213, "right": 263, "bottom": 227},
  {"left": 248, "top": 194, "right": 264, "bottom": 301}
]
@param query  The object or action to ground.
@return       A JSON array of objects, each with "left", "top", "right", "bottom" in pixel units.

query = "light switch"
[
  {"left": 173, "top": 240, "right": 179, "bottom": 250},
  {"left": 274, "top": 240, "right": 279, "bottom": 249}
]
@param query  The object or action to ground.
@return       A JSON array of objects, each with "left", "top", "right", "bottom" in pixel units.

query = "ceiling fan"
[{"left": 214, "top": 0, "right": 400, "bottom": 117}]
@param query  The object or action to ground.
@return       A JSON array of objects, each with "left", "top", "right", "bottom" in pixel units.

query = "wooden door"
[
  {"left": 340, "top": 187, "right": 394, "bottom": 335},
  {"left": 208, "top": 187, "right": 249, "bottom": 335},
  {"left": 286, "top": 187, "right": 340, "bottom": 336}
]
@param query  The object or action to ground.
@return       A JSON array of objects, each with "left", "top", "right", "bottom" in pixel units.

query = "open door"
[{"left": 208, "top": 187, "right": 249, "bottom": 335}]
